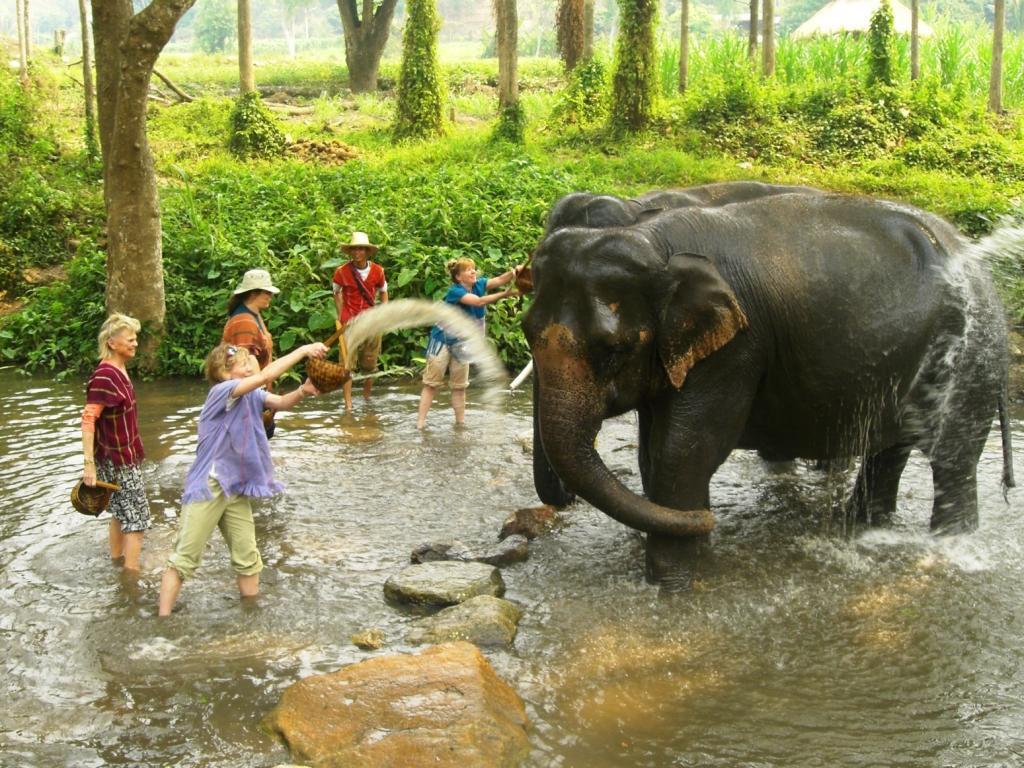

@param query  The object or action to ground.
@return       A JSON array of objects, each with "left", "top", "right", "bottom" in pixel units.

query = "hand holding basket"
[{"left": 305, "top": 326, "right": 352, "bottom": 394}]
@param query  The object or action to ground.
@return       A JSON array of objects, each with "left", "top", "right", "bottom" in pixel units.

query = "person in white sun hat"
[
  {"left": 332, "top": 232, "right": 389, "bottom": 411},
  {"left": 223, "top": 268, "right": 281, "bottom": 437}
]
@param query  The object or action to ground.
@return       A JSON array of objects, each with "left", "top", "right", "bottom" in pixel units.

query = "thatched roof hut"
[{"left": 792, "top": 0, "right": 934, "bottom": 38}]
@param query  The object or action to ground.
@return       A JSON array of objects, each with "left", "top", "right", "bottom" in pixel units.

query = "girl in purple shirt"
[{"left": 158, "top": 340, "right": 327, "bottom": 616}]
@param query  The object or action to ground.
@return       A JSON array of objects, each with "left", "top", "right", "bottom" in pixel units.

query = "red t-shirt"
[
  {"left": 86, "top": 362, "right": 145, "bottom": 467},
  {"left": 333, "top": 261, "right": 387, "bottom": 323}
]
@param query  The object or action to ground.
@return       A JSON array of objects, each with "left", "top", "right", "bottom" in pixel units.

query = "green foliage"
[
  {"left": 229, "top": 93, "right": 286, "bottom": 160},
  {"left": 393, "top": 0, "right": 445, "bottom": 142},
  {"left": 194, "top": 0, "right": 237, "bottom": 55},
  {"left": 0, "top": 68, "right": 101, "bottom": 298},
  {"left": 491, "top": 101, "right": 526, "bottom": 144},
  {"left": 551, "top": 57, "right": 610, "bottom": 128},
  {"left": 867, "top": 0, "right": 896, "bottom": 88},
  {"left": 610, "top": 0, "right": 659, "bottom": 133},
  {"left": 6, "top": 41, "right": 1024, "bottom": 377}
]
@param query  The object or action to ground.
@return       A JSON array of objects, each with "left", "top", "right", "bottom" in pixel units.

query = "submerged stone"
[
  {"left": 384, "top": 561, "right": 505, "bottom": 607},
  {"left": 265, "top": 641, "right": 529, "bottom": 767},
  {"left": 410, "top": 536, "right": 529, "bottom": 567},
  {"left": 406, "top": 595, "right": 523, "bottom": 648},
  {"left": 499, "top": 505, "right": 564, "bottom": 540},
  {"left": 350, "top": 628, "right": 386, "bottom": 650}
]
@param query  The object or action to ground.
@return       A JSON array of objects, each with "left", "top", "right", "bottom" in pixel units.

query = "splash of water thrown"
[{"left": 343, "top": 298, "right": 509, "bottom": 404}]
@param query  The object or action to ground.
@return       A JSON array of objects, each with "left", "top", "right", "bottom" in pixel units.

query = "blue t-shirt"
[{"left": 428, "top": 277, "right": 488, "bottom": 348}]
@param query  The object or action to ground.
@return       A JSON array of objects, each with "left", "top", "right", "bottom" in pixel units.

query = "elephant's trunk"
[{"left": 534, "top": 326, "right": 715, "bottom": 538}]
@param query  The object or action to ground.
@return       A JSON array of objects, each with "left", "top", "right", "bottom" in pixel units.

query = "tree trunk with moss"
[
  {"left": 761, "top": 0, "right": 774, "bottom": 78},
  {"left": 238, "top": 0, "right": 254, "bottom": 93},
  {"left": 989, "top": 0, "right": 1005, "bottom": 112},
  {"left": 492, "top": 0, "right": 523, "bottom": 143},
  {"left": 557, "top": 0, "right": 585, "bottom": 72},
  {"left": 91, "top": 0, "right": 195, "bottom": 368},
  {"left": 610, "top": 0, "right": 657, "bottom": 133},
  {"left": 583, "top": 0, "right": 595, "bottom": 60},
  {"left": 337, "top": 0, "right": 399, "bottom": 93},
  {"left": 393, "top": 0, "right": 444, "bottom": 141}
]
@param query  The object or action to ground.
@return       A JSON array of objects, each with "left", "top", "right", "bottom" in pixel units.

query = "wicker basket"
[
  {"left": 306, "top": 357, "right": 352, "bottom": 393},
  {"left": 305, "top": 326, "right": 352, "bottom": 393},
  {"left": 71, "top": 479, "right": 120, "bottom": 517}
]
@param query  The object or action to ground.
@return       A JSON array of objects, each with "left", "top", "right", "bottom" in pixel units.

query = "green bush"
[
  {"left": 229, "top": 93, "right": 286, "bottom": 160},
  {"left": 551, "top": 57, "right": 609, "bottom": 128}
]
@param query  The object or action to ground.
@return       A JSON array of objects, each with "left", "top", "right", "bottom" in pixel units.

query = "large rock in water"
[
  {"left": 406, "top": 595, "right": 523, "bottom": 647},
  {"left": 384, "top": 561, "right": 504, "bottom": 607},
  {"left": 265, "top": 641, "right": 529, "bottom": 768}
]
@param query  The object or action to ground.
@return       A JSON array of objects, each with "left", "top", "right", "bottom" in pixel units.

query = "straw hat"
[
  {"left": 341, "top": 231, "right": 379, "bottom": 254},
  {"left": 233, "top": 269, "right": 280, "bottom": 295},
  {"left": 71, "top": 479, "right": 121, "bottom": 517}
]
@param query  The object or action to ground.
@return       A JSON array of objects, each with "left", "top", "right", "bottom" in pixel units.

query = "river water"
[{"left": 1, "top": 365, "right": 1023, "bottom": 767}]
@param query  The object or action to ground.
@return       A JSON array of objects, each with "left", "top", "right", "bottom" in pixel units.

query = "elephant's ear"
[{"left": 658, "top": 252, "right": 748, "bottom": 390}]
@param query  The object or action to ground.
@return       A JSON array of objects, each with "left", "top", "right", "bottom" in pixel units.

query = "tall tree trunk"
[
  {"left": 495, "top": 0, "right": 518, "bottom": 109},
  {"left": 78, "top": 0, "right": 97, "bottom": 157},
  {"left": 678, "top": 0, "right": 688, "bottom": 93},
  {"left": 910, "top": 0, "right": 919, "bottom": 80},
  {"left": 17, "top": 0, "right": 30, "bottom": 88},
  {"left": 748, "top": 0, "right": 758, "bottom": 61},
  {"left": 989, "top": 0, "right": 1005, "bottom": 112},
  {"left": 557, "top": 0, "right": 585, "bottom": 71},
  {"left": 337, "top": 0, "right": 399, "bottom": 92},
  {"left": 761, "top": 0, "right": 774, "bottom": 78},
  {"left": 90, "top": 0, "right": 196, "bottom": 368},
  {"left": 238, "top": 0, "right": 255, "bottom": 94},
  {"left": 583, "top": 0, "right": 594, "bottom": 60},
  {"left": 23, "top": 0, "right": 32, "bottom": 58}
]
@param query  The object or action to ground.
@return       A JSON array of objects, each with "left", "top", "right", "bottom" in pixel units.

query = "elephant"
[
  {"left": 543, "top": 181, "right": 823, "bottom": 234},
  {"left": 522, "top": 183, "right": 1015, "bottom": 581}
]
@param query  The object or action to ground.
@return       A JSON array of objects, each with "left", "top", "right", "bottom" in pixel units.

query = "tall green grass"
[{"left": 658, "top": 27, "right": 1024, "bottom": 108}]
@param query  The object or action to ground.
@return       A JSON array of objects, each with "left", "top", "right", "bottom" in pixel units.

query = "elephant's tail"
[{"left": 999, "top": 384, "right": 1015, "bottom": 498}]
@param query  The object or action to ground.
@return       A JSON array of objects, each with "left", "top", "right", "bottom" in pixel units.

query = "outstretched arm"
[{"left": 231, "top": 343, "right": 328, "bottom": 399}]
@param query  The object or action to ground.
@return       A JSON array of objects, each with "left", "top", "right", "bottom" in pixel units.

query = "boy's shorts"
[
  {"left": 355, "top": 334, "right": 382, "bottom": 373},
  {"left": 422, "top": 345, "right": 469, "bottom": 390}
]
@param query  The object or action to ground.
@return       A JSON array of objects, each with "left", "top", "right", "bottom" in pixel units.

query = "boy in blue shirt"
[{"left": 416, "top": 257, "right": 520, "bottom": 429}]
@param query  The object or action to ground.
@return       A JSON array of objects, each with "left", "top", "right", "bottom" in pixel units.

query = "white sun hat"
[{"left": 233, "top": 269, "right": 280, "bottom": 295}]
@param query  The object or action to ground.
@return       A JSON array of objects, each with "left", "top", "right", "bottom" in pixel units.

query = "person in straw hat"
[
  {"left": 80, "top": 313, "right": 151, "bottom": 573},
  {"left": 223, "top": 268, "right": 280, "bottom": 437},
  {"left": 332, "top": 231, "right": 388, "bottom": 410}
]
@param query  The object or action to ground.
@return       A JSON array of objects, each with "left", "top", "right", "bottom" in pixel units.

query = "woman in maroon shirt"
[{"left": 81, "top": 314, "right": 151, "bottom": 573}]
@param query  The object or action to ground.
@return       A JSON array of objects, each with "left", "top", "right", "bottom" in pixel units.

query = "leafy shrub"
[
  {"left": 550, "top": 57, "right": 609, "bottom": 128},
  {"left": 491, "top": 101, "right": 526, "bottom": 144},
  {"left": 229, "top": 93, "right": 286, "bottom": 160}
]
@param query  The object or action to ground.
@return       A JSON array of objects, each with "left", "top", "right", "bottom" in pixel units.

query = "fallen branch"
[
  {"left": 152, "top": 68, "right": 193, "bottom": 103},
  {"left": 264, "top": 102, "right": 315, "bottom": 115}
]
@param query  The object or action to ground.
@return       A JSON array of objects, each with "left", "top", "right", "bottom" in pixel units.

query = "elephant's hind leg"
[
  {"left": 929, "top": 459, "right": 980, "bottom": 534},
  {"left": 848, "top": 444, "right": 913, "bottom": 526}
]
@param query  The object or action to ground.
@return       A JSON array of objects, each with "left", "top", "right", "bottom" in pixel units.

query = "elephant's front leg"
[{"left": 639, "top": 372, "right": 756, "bottom": 584}]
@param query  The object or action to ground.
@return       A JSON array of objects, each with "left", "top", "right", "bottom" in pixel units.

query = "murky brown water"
[{"left": 2, "top": 365, "right": 1023, "bottom": 767}]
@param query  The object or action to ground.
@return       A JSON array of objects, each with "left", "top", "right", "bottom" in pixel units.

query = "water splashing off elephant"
[{"left": 521, "top": 182, "right": 1015, "bottom": 582}]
